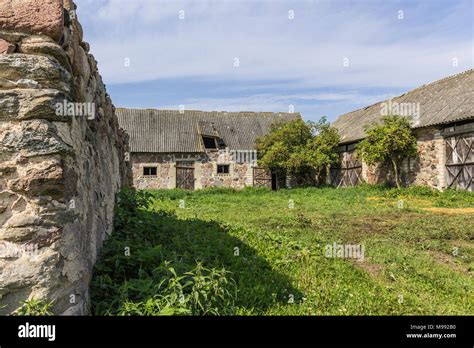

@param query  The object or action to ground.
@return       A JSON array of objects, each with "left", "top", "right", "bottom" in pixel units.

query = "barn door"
[
  {"left": 176, "top": 161, "right": 195, "bottom": 190},
  {"left": 445, "top": 132, "right": 473, "bottom": 191},
  {"left": 253, "top": 167, "right": 272, "bottom": 188},
  {"left": 330, "top": 144, "right": 362, "bottom": 187},
  {"left": 253, "top": 167, "right": 285, "bottom": 189}
]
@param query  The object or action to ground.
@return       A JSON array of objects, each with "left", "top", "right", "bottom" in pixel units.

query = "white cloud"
[
  {"left": 76, "top": 0, "right": 472, "bottom": 89},
  {"left": 156, "top": 91, "right": 396, "bottom": 113},
  {"left": 76, "top": 0, "right": 472, "bottom": 121}
]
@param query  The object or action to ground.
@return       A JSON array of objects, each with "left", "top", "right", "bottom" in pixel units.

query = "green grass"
[{"left": 91, "top": 185, "right": 474, "bottom": 315}]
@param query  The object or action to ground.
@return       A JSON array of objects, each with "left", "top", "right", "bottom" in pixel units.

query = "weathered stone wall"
[
  {"left": 131, "top": 153, "right": 185, "bottom": 190},
  {"left": 131, "top": 149, "right": 254, "bottom": 190},
  {"left": 197, "top": 149, "right": 253, "bottom": 189},
  {"left": 361, "top": 126, "right": 446, "bottom": 189},
  {"left": 410, "top": 127, "right": 446, "bottom": 189},
  {"left": 0, "top": 0, "right": 131, "bottom": 314}
]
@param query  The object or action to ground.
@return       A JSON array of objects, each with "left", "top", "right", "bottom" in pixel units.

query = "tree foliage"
[
  {"left": 357, "top": 115, "right": 418, "bottom": 188},
  {"left": 256, "top": 117, "right": 340, "bottom": 186}
]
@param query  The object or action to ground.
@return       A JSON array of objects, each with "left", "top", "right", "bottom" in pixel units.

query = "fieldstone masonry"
[
  {"left": 0, "top": 0, "right": 131, "bottom": 314},
  {"left": 131, "top": 149, "right": 254, "bottom": 190},
  {"left": 361, "top": 127, "right": 447, "bottom": 189}
]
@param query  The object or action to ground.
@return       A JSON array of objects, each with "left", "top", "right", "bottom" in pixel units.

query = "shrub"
[
  {"left": 16, "top": 299, "right": 54, "bottom": 316},
  {"left": 256, "top": 117, "right": 340, "bottom": 186},
  {"left": 116, "top": 262, "right": 236, "bottom": 316},
  {"left": 114, "top": 188, "right": 153, "bottom": 229},
  {"left": 92, "top": 189, "right": 237, "bottom": 316},
  {"left": 357, "top": 115, "right": 417, "bottom": 188}
]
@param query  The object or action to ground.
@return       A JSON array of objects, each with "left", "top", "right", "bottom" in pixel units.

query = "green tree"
[
  {"left": 357, "top": 115, "right": 418, "bottom": 188},
  {"left": 306, "top": 120, "right": 341, "bottom": 184},
  {"left": 256, "top": 117, "right": 340, "bottom": 186}
]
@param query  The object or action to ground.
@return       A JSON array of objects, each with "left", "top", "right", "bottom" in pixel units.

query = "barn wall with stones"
[
  {"left": 0, "top": 0, "right": 131, "bottom": 314},
  {"left": 131, "top": 149, "right": 254, "bottom": 190},
  {"left": 361, "top": 127, "right": 446, "bottom": 189}
]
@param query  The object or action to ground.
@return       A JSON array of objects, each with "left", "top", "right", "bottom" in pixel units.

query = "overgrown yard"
[{"left": 91, "top": 186, "right": 474, "bottom": 315}]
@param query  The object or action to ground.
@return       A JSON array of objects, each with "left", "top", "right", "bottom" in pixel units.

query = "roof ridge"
[
  {"left": 400, "top": 68, "right": 473, "bottom": 98},
  {"left": 332, "top": 69, "right": 474, "bottom": 143},
  {"left": 116, "top": 108, "right": 301, "bottom": 116},
  {"left": 334, "top": 69, "right": 474, "bottom": 120}
]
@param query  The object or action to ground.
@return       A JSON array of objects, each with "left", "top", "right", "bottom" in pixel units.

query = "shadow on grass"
[{"left": 91, "top": 201, "right": 302, "bottom": 315}]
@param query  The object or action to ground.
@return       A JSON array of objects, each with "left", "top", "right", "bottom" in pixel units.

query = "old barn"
[
  {"left": 116, "top": 109, "right": 299, "bottom": 190},
  {"left": 331, "top": 69, "right": 474, "bottom": 191}
]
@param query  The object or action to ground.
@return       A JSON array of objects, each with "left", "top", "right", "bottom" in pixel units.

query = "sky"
[{"left": 75, "top": 0, "right": 473, "bottom": 122}]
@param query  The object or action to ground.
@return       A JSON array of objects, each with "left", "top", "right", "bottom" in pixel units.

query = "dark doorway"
[
  {"left": 253, "top": 167, "right": 286, "bottom": 190},
  {"left": 271, "top": 173, "right": 278, "bottom": 191}
]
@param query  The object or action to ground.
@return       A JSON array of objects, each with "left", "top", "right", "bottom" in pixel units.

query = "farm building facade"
[
  {"left": 331, "top": 69, "right": 474, "bottom": 191},
  {"left": 116, "top": 109, "right": 299, "bottom": 190}
]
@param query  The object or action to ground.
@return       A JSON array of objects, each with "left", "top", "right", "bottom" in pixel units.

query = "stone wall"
[
  {"left": 131, "top": 149, "right": 254, "bottom": 190},
  {"left": 361, "top": 126, "right": 446, "bottom": 189},
  {"left": 0, "top": 0, "right": 131, "bottom": 314},
  {"left": 409, "top": 127, "right": 446, "bottom": 189}
]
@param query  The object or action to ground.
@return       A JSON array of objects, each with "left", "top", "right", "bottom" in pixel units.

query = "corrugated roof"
[
  {"left": 116, "top": 109, "right": 300, "bottom": 153},
  {"left": 332, "top": 69, "right": 474, "bottom": 144},
  {"left": 198, "top": 121, "right": 219, "bottom": 137}
]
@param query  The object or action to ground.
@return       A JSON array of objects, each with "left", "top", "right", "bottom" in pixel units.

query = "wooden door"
[
  {"left": 330, "top": 149, "right": 363, "bottom": 187},
  {"left": 253, "top": 167, "right": 272, "bottom": 188},
  {"left": 253, "top": 167, "right": 285, "bottom": 190},
  {"left": 445, "top": 132, "right": 473, "bottom": 191},
  {"left": 176, "top": 161, "right": 195, "bottom": 190}
]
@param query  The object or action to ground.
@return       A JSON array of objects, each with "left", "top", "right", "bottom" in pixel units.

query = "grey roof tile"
[
  {"left": 332, "top": 69, "right": 474, "bottom": 143},
  {"left": 116, "top": 109, "right": 300, "bottom": 153}
]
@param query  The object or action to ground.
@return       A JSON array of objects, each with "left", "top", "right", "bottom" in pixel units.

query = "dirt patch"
[
  {"left": 427, "top": 250, "right": 471, "bottom": 274},
  {"left": 354, "top": 259, "right": 383, "bottom": 277},
  {"left": 338, "top": 212, "right": 424, "bottom": 242},
  {"left": 366, "top": 196, "right": 434, "bottom": 208},
  {"left": 423, "top": 207, "right": 474, "bottom": 215}
]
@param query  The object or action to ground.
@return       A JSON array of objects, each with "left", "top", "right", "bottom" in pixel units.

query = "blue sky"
[{"left": 76, "top": 0, "right": 473, "bottom": 122}]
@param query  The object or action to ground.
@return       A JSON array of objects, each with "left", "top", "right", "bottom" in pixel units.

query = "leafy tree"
[
  {"left": 256, "top": 117, "right": 340, "bottom": 186},
  {"left": 357, "top": 115, "right": 417, "bottom": 188},
  {"left": 306, "top": 120, "right": 341, "bottom": 184}
]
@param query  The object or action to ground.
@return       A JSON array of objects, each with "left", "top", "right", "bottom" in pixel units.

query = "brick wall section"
[{"left": 0, "top": 0, "right": 131, "bottom": 314}]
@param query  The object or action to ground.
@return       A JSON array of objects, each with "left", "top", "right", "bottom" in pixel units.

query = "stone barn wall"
[
  {"left": 409, "top": 127, "right": 446, "bottom": 189},
  {"left": 0, "top": 0, "right": 131, "bottom": 314},
  {"left": 131, "top": 149, "right": 254, "bottom": 190},
  {"left": 361, "top": 126, "right": 446, "bottom": 189}
]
